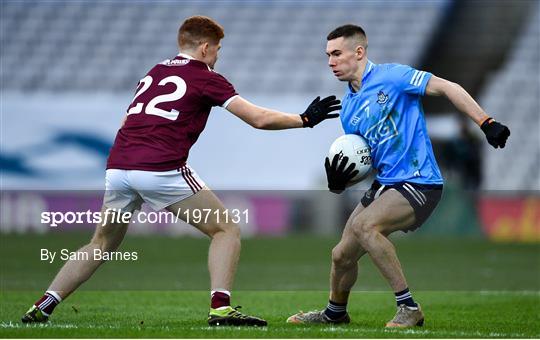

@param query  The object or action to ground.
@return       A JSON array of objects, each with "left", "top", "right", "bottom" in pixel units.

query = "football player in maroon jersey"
[{"left": 22, "top": 16, "right": 341, "bottom": 326}]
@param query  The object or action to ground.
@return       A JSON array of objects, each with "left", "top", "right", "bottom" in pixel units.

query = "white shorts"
[{"left": 104, "top": 165, "right": 206, "bottom": 211}]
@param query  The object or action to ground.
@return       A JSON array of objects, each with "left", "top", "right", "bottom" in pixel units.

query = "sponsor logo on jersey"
[
  {"left": 364, "top": 115, "right": 398, "bottom": 149},
  {"left": 161, "top": 59, "right": 190, "bottom": 66}
]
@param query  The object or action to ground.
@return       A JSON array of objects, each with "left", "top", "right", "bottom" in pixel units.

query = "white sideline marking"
[
  {"left": 0, "top": 322, "right": 79, "bottom": 329},
  {"left": 0, "top": 321, "right": 121, "bottom": 330},
  {"left": 187, "top": 325, "right": 532, "bottom": 338},
  {"left": 2, "top": 321, "right": 533, "bottom": 338},
  {"left": 479, "top": 290, "right": 539, "bottom": 296},
  {"left": 193, "top": 326, "right": 268, "bottom": 332}
]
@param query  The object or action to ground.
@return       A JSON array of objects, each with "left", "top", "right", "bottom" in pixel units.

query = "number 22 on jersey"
[{"left": 127, "top": 75, "right": 187, "bottom": 120}]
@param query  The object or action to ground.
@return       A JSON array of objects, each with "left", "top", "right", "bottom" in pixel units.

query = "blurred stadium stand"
[
  {"left": 2, "top": 0, "right": 538, "bottom": 190},
  {"left": 479, "top": 2, "right": 540, "bottom": 191},
  {"left": 422, "top": 0, "right": 533, "bottom": 105},
  {"left": 1, "top": 0, "right": 449, "bottom": 94}
]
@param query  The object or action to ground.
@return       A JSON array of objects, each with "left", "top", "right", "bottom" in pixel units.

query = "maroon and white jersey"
[{"left": 107, "top": 54, "right": 238, "bottom": 171}]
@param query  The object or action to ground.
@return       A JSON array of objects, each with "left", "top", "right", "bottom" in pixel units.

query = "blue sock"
[
  {"left": 395, "top": 288, "right": 417, "bottom": 308},
  {"left": 323, "top": 300, "right": 347, "bottom": 320}
]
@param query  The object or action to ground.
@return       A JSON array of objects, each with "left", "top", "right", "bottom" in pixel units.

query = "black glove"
[
  {"left": 300, "top": 95, "right": 341, "bottom": 128},
  {"left": 480, "top": 117, "right": 510, "bottom": 149},
  {"left": 325, "top": 154, "right": 359, "bottom": 194}
]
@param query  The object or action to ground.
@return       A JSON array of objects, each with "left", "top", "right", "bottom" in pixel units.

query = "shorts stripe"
[
  {"left": 416, "top": 188, "right": 427, "bottom": 202},
  {"left": 403, "top": 184, "right": 424, "bottom": 206},
  {"left": 180, "top": 167, "right": 196, "bottom": 193},
  {"left": 404, "top": 183, "right": 426, "bottom": 205},
  {"left": 374, "top": 184, "right": 386, "bottom": 199},
  {"left": 185, "top": 166, "right": 202, "bottom": 191},
  {"left": 405, "top": 183, "right": 426, "bottom": 202}
]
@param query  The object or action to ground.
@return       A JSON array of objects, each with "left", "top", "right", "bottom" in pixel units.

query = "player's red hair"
[{"left": 178, "top": 16, "right": 225, "bottom": 49}]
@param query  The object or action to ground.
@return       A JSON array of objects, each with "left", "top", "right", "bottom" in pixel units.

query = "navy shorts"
[{"left": 360, "top": 180, "right": 443, "bottom": 232}]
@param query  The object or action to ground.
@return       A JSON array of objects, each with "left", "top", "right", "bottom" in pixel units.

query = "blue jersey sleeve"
[{"left": 389, "top": 64, "right": 432, "bottom": 96}]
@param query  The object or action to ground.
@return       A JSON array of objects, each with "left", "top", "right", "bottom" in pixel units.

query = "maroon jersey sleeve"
[{"left": 203, "top": 72, "right": 238, "bottom": 107}]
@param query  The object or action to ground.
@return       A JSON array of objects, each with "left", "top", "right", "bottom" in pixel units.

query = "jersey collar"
[
  {"left": 177, "top": 52, "right": 195, "bottom": 60},
  {"left": 363, "top": 60, "right": 375, "bottom": 81},
  {"left": 348, "top": 59, "right": 375, "bottom": 93}
]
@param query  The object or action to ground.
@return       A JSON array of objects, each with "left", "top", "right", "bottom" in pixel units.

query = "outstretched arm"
[
  {"left": 226, "top": 95, "right": 341, "bottom": 130},
  {"left": 425, "top": 75, "right": 488, "bottom": 125},
  {"left": 425, "top": 75, "right": 510, "bottom": 148}
]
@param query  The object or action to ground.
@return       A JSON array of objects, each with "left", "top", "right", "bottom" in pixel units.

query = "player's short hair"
[
  {"left": 327, "top": 24, "right": 368, "bottom": 49},
  {"left": 178, "top": 16, "right": 225, "bottom": 50}
]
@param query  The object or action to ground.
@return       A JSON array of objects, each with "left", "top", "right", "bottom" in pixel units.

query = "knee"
[
  {"left": 331, "top": 246, "right": 356, "bottom": 269},
  {"left": 208, "top": 223, "right": 241, "bottom": 239},
  {"left": 227, "top": 224, "right": 241, "bottom": 239},
  {"left": 351, "top": 217, "right": 378, "bottom": 246},
  {"left": 89, "top": 236, "right": 107, "bottom": 253},
  {"left": 90, "top": 232, "right": 118, "bottom": 253}
]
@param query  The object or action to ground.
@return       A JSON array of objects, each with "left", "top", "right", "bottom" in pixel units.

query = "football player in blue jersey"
[{"left": 287, "top": 24, "right": 510, "bottom": 327}]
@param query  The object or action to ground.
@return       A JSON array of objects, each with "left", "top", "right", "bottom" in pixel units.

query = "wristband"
[{"left": 480, "top": 117, "right": 494, "bottom": 130}]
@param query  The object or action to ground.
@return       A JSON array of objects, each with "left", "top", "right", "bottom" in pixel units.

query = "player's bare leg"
[
  {"left": 165, "top": 187, "right": 240, "bottom": 292},
  {"left": 165, "top": 187, "right": 266, "bottom": 326},
  {"left": 288, "top": 203, "right": 394, "bottom": 324},
  {"left": 329, "top": 205, "right": 396, "bottom": 303},
  {"left": 329, "top": 203, "right": 366, "bottom": 304},
  {"left": 288, "top": 189, "right": 423, "bottom": 326},
  {"left": 22, "top": 207, "right": 130, "bottom": 323},
  {"left": 349, "top": 190, "right": 415, "bottom": 291},
  {"left": 348, "top": 189, "right": 423, "bottom": 327},
  {"left": 287, "top": 203, "right": 366, "bottom": 324}
]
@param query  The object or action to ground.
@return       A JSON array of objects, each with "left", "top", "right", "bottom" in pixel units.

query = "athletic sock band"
[
  {"left": 35, "top": 291, "right": 61, "bottom": 316},
  {"left": 323, "top": 300, "right": 347, "bottom": 320},
  {"left": 394, "top": 287, "right": 418, "bottom": 308},
  {"left": 211, "top": 290, "right": 231, "bottom": 309},
  {"left": 46, "top": 290, "right": 62, "bottom": 302}
]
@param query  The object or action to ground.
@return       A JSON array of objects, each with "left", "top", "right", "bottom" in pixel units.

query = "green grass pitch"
[{"left": 1, "top": 233, "right": 539, "bottom": 338}]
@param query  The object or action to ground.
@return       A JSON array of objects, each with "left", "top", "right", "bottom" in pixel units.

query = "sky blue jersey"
[{"left": 340, "top": 60, "right": 443, "bottom": 185}]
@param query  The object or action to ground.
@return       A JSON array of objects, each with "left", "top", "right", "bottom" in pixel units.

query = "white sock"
[
  {"left": 211, "top": 289, "right": 231, "bottom": 297},
  {"left": 46, "top": 290, "right": 62, "bottom": 302}
]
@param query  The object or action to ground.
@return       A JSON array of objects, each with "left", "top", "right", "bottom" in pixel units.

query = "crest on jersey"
[{"left": 377, "top": 90, "right": 388, "bottom": 105}]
